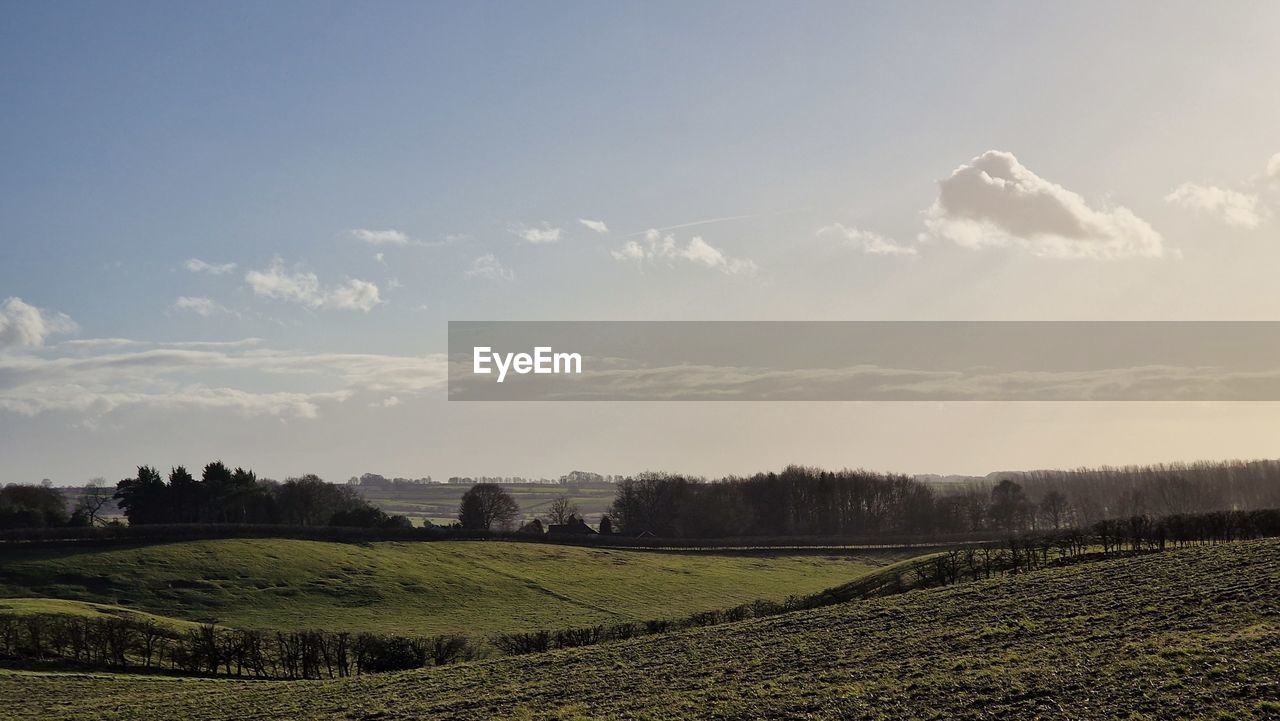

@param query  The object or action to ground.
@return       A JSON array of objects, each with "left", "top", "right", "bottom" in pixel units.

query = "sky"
[{"left": 2, "top": 1, "right": 1280, "bottom": 484}]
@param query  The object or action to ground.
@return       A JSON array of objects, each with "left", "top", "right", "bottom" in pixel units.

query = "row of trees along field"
[
  {"left": 112, "top": 463, "right": 411, "bottom": 529},
  {"left": 606, "top": 460, "right": 1280, "bottom": 538},
  {"left": 0, "top": 615, "right": 477, "bottom": 678}
]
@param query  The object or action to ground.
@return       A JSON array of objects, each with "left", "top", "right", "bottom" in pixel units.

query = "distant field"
[
  {"left": 0, "top": 539, "right": 914, "bottom": 636},
  {"left": 4, "top": 539, "right": 1275, "bottom": 720},
  {"left": 356, "top": 481, "right": 617, "bottom": 525}
]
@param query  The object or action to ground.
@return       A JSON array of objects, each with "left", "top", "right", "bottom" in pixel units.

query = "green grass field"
[
  {"left": 0, "top": 539, "right": 914, "bottom": 636},
  {"left": 0, "top": 598, "right": 202, "bottom": 632},
  {"left": 2, "top": 539, "right": 1273, "bottom": 720}
]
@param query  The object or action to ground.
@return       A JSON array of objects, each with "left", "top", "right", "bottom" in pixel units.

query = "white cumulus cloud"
[
  {"left": 510, "top": 222, "right": 562, "bottom": 244},
  {"left": 922, "top": 150, "right": 1166, "bottom": 259},
  {"left": 817, "top": 224, "right": 918, "bottom": 256},
  {"left": 464, "top": 253, "right": 514, "bottom": 281},
  {"left": 0, "top": 297, "right": 78, "bottom": 349},
  {"left": 578, "top": 218, "right": 609, "bottom": 234},
  {"left": 244, "top": 258, "right": 382, "bottom": 312},
  {"left": 612, "top": 230, "right": 757, "bottom": 276},
  {"left": 184, "top": 258, "right": 238, "bottom": 275},
  {"left": 1165, "top": 183, "right": 1262, "bottom": 229}
]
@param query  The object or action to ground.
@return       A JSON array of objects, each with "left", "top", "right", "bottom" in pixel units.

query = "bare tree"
[
  {"left": 75, "top": 478, "right": 114, "bottom": 527},
  {"left": 1039, "top": 489, "right": 1071, "bottom": 529},
  {"left": 545, "top": 494, "right": 579, "bottom": 525}
]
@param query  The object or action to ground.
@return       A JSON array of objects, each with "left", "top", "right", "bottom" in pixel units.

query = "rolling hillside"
[
  {"left": 0, "top": 539, "right": 913, "bottom": 635},
  {"left": 3, "top": 539, "right": 1274, "bottom": 720},
  {"left": 0, "top": 598, "right": 202, "bottom": 632}
]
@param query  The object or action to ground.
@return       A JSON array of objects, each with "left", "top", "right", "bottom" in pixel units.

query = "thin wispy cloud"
[
  {"left": 245, "top": 257, "right": 382, "bottom": 312},
  {"left": 509, "top": 222, "right": 562, "bottom": 244},
  {"left": 61, "top": 338, "right": 265, "bottom": 350},
  {"left": 464, "top": 253, "right": 514, "bottom": 281},
  {"left": 817, "top": 224, "right": 917, "bottom": 256},
  {"left": 172, "top": 296, "right": 230, "bottom": 317},
  {"left": 61, "top": 338, "right": 144, "bottom": 349},
  {"left": 922, "top": 150, "right": 1167, "bottom": 259},
  {"left": 578, "top": 218, "right": 609, "bottom": 234},
  {"left": 184, "top": 258, "right": 238, "bottom": 275},
  {"left": 351, "top": 228, "right": 411, "bottom": 246},
  {"left": 624, "top": 211, "right": 804, "bottom": 237}
]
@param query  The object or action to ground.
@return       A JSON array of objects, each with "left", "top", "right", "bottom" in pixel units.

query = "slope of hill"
[
  {"left": 3, "top": 538, "right": 1273, "bottom": 720},
  {"left": 0, "top": 539, "right": 912, "bottom": 635},
  {"left": 0, "top": 598, "right": 202, "bottom": 631}
]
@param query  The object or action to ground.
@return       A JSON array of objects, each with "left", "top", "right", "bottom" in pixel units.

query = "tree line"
[
  {"left": 606, "top": 461, "right": 1280, "bottom": 538},
  {"left": 112, "top": 463, "right": 411, "bottom": 529},
  {"left": 8, "top": 457, "right": 1280, "bottom": 541},
  {"left": 0, "top": 615, "right": 477, "bottom": 678}
]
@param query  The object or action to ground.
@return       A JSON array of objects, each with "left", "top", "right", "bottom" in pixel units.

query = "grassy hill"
[
  {"left": 3, "top": 539, "right": 1274, "bottom": 720},
  {"left": 0, "top": 598, "right": 202, "bottom": 632},
  {"left": 0, "top": 539, "right": 913, "bottom": 636}
]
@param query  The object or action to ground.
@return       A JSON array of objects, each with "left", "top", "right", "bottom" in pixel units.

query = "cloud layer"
[
  {"left": 923, "top": 151, "right": 1166, "bottom": 259},
  {"left": 0, "top": 342, "right": 447, "bottom": 418}
]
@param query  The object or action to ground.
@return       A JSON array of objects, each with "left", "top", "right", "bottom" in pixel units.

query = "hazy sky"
[{"left": 3, "top": 1, "right": 1280, "bottom": 483}]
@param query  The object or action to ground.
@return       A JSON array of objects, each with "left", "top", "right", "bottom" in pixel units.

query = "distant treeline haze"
[{"left": 607, "top": 460, "right": 1280, "bottom": 538}]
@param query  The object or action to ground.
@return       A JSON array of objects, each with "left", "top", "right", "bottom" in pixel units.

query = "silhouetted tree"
[
  {"left": 598, "top": 515, "right": 613, "bottom": 535},
  {"left": 70, "top": 479, "right": 113, "bottom": 527},
  {"left": 546, "top": 494, "right": 579, "bottom": 525},
  {"left": 275, "top": 475, "right": 361, "bottom": 526},
  {"left": 168, "top": 466, "right": 201, "bottom": 523},
  {"left": 114, "top": 466, "right": 167, "bottom": 525},
  {"left": 990, "top": 479, "right": 1030, "bottom": 532},
  {"left": 458, "top": 483, "right": 520, "bottom": 530},
  {"left": 0, "top": 483, "right": 69, "bottom": 529}
]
